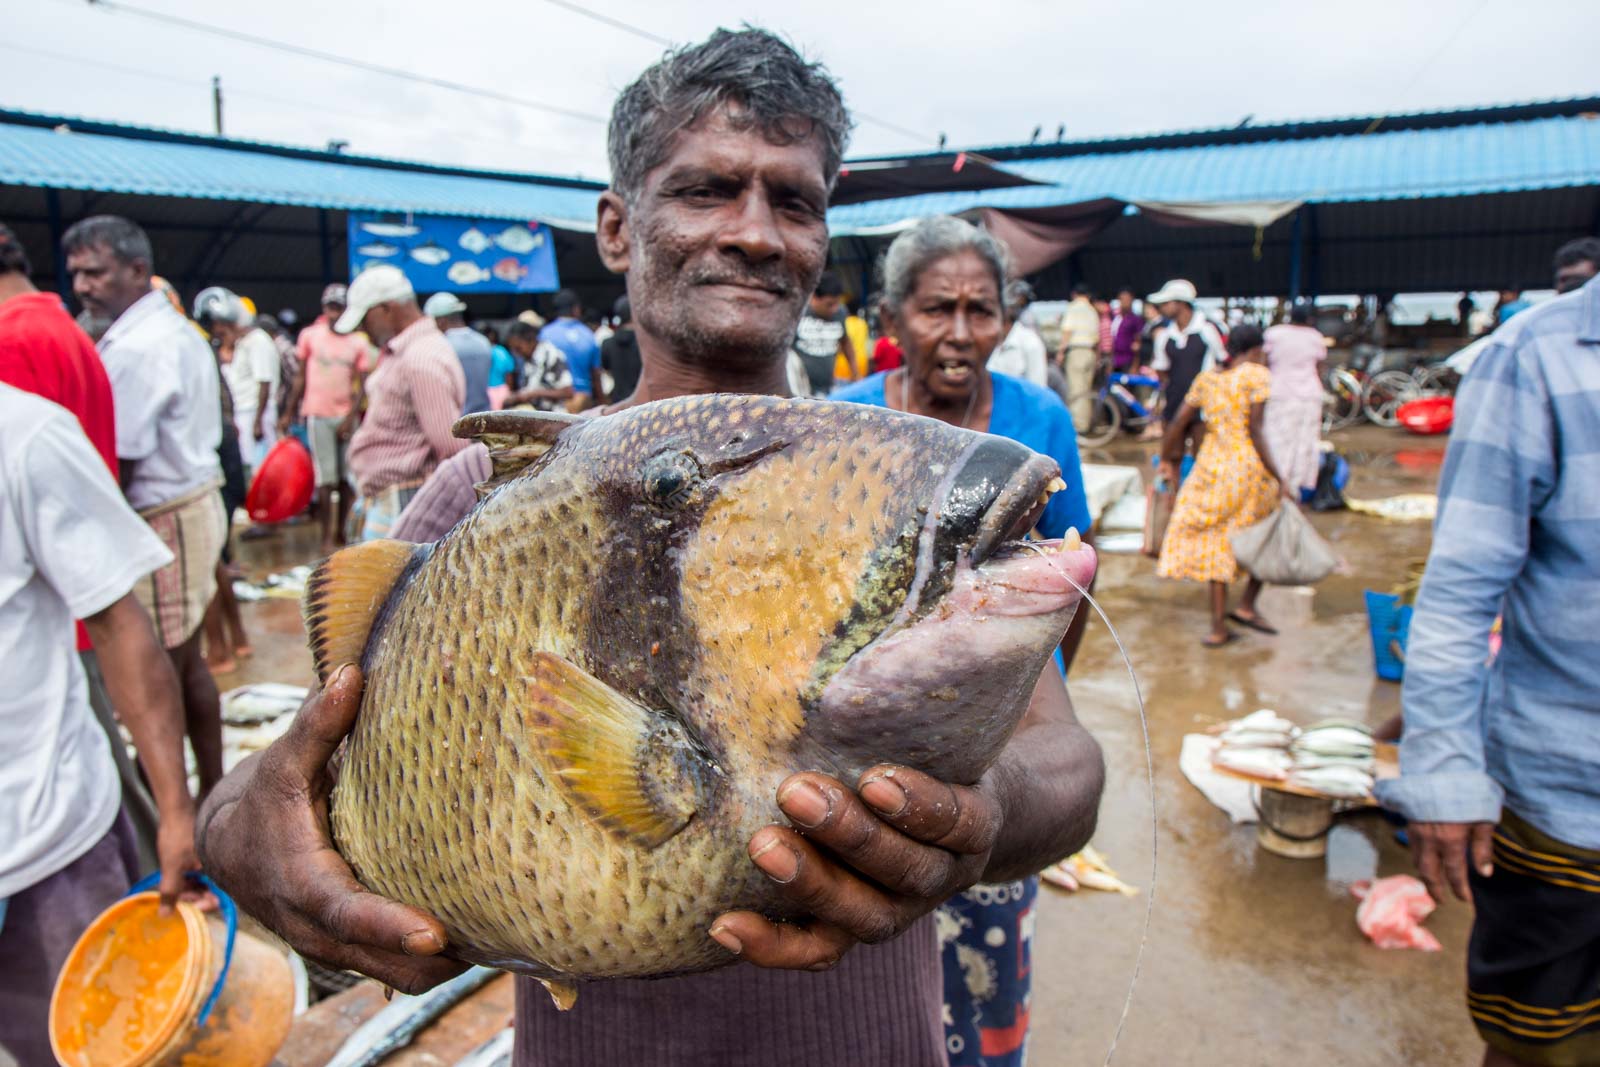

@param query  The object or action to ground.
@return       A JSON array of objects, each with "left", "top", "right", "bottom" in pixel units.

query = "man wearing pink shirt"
[
  {"left": 282, "top": 284, "right": 372, "bottom": 553},
  {"left": 336, "top": 266, "right": 468, "bottom": 541}
]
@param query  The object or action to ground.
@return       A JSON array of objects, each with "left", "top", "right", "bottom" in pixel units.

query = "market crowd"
[{"left": 2, "top": 25, "right": 1597, "bottom": 1067}]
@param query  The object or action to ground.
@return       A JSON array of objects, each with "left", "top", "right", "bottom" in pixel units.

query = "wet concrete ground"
[{"left": 221, "top": 424, "right": 1467, "bottom": 1065}]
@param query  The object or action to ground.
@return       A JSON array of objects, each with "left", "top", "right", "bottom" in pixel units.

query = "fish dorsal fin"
[
  {"left": 521, "top": 652, "right": 701, "bottom": 849},
  {"left": 302, "top": 539, "right": 418, "bottom": 683},
  {"left": 452, "top": 409, "right": 582, "bottom": 496}
]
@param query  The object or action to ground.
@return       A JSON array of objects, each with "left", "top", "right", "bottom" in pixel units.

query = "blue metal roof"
[
  {"left": 827, "top": 113, "right": 1600, "bottom": 233},
  {"left": 0, "top": 110, "right": 605, "bottom": 231}
]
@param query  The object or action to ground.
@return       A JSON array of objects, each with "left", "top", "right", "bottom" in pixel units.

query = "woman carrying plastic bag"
[{"left": 1156, "top": 325, "right": 1299, "bottom": 646}]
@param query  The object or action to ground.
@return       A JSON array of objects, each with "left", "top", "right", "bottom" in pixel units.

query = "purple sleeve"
[{"left": 392, "top": 444, "right": 492, "bottom": 542}]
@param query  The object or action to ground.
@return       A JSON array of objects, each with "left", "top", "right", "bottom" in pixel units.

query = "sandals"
[
  {"left": 1227, "top": 611, "right": 1279, "bottom": 635},
  {"left": 1202, "top": 631, "right": 1241, "bottom": 648}
]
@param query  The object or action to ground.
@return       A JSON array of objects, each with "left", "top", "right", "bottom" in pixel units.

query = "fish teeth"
[
  {"left": 1035, "top": 478, "right": 1067, "bottom": 510},
  {"left": 1061, "top": 527, "right": 1082, "bottom": 552}
]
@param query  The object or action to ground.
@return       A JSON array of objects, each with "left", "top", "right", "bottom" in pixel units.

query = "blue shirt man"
[
  {"left": 1375, "top": 275, "right": 1600, "bottom": 1067},
  {"left": 539, "top": 289, "right": 602, "bottom": 408},
  {"left": 423, "top": 293, "right": 493, "bottom": 414}
]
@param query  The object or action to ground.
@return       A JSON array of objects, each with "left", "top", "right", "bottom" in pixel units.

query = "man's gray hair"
[
  {"left": 879, "top": 216, "right": 1010, "bottom": 310},
  {"left": 607, "top": 28, "right": 852, "bottom": 203},
  {"left": 61, "top": 214, "right": 154, "bottom": 269}
]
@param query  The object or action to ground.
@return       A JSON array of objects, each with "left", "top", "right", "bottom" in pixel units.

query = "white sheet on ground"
[{"left": 1180, "top": 734, "right": 1258, "bottom": 824}]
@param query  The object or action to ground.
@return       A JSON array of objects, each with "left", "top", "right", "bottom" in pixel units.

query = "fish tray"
[{"left": 1208, "top": 741, "right": 1399, "bottom": 807}]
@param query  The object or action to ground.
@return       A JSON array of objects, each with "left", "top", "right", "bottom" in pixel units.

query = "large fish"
[{"left": 304, "top": 395, "right": 1096, "bottom": 989}]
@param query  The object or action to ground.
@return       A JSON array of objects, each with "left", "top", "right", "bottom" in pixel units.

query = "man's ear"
[{"left": 596, "top": 191, "right": 631, "bottom": 275}]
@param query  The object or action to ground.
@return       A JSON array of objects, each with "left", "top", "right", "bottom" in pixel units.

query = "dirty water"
[{"left": 221, "top": 424, "right": 1470, "bottom": 1065}]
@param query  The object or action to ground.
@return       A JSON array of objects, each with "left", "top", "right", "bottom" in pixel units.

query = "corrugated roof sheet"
[
  {"left": 0, "top": 113, "right": 605, "bottom": 231},
  {"left": 827, "top": 114, "right": 1600, "bottom": 232}
]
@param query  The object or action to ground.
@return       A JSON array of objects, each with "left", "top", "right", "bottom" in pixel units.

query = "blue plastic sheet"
[{"left": 348, "top": 213, "right": 559, "bottom": 294}]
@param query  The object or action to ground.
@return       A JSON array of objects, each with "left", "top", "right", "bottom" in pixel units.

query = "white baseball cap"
[
  {"left": 1148, "top": 279, "right": 1198, "bottom": 305},
  {"left": 334, "top": 265, "right": 415, "bottom": 334},
  {"left": 423, "top": 291, "right": 468, "bottom": 319}
]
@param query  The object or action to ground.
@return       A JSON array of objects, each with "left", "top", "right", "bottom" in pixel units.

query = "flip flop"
[
  {"left": 1228, "top": 612, "right": 1278, "bottom": 635},
  {"left": 1202, "top": 631, "right": 1241, "bottom": 648}
]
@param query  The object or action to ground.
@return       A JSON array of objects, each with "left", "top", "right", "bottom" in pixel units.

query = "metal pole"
[
  {"left": 1287, "top": 207, "right": 1304, "bottom": 302},
  {"left": 45, "top": 188, "right": 70, "bottom": 299},
  {"left": 1305, "top": 205, "right": 1321, "bottom": 301},
  {"left": 212, "top": 76, "right": 223, "bottom": 136},
  {"left": 318, "top": 209, "right": 333, "bottom": 285}
]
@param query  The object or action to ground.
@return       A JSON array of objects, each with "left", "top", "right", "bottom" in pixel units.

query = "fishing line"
[{"left": 1017, "top": 540, "right": 1155, "bottom": 1066}]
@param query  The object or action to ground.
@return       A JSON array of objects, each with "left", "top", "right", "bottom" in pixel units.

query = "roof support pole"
[
  {"left": 45, "top": 188, "right": 69, "bottom": 299},
  {"left": 318, "top": 208, "right": 333, "bottom": 286},
  {"left": 1305, "top": 204, "right": 1321, "bottom": 302},
  {"left": 1288, "top": 206, "right": 1305, "bottom": 302}
]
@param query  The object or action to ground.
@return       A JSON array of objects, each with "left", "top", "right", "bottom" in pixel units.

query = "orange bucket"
[{"left": 49, "top": 876, "right": 293, "bottom": 1067}]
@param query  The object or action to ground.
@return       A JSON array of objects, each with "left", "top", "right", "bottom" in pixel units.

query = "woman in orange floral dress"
[{"left": 1157, "top": 324, "right": 1295, "bottom": 646}]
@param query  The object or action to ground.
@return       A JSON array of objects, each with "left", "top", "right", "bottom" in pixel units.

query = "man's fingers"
[
  {"left": 1470, "top": 823, "right": 1496, "bottom": 879},
  {"left": 1438, "top": 833, "right": 1473, "bottom": 902},
  {"left": 776, "top": 775, "right": 956, "bottom": 898},
  {"left": 1412, "top": 837, "right": 1447, "bottom": 904},
  {"left": 856, "top": 765, "right": 1000, "bottom": 856},
  {"left": 289, "top": 922, "right": 469, "bottom": 994},
  {"left": 268, "top": 665, "right": 364, "bottom": 785},
  {"left": 303, "top": 858, "right": 454, "bottom": 959},
  {"left": 708, "top": 910, "right": 857, "bottom": 972},
  {"left": 746, "top": 827, "right": 905, "bottom": 944}
]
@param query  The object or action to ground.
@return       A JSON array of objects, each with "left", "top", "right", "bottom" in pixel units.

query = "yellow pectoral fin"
[
  {"left": 301, "top": 539, "right": 419, "bottom": 683},
  {"left": 521, "top": 652, "right": 701, "bottom": 849}
]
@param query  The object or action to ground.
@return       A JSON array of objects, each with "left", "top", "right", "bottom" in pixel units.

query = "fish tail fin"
[
  {"left": 302, "top": 539, "right": 419, "bottom": 683},
  {"left": 521, "top": 652, "right": 702, "bottom": 849}
]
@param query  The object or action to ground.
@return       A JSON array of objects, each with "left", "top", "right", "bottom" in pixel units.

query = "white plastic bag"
[{"left": 1229, "top": 503, "right": 1337, "bottom": 585}]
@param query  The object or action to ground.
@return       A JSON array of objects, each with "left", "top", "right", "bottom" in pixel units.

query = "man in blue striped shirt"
[{"left": 1376, "top": 274, "right": 1600, "bottom": 1067}]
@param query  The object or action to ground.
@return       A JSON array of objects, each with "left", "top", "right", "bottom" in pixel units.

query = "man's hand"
[
  {"left": 196, "top": 665, "right": 466, "bottom": 994},
  {"left": 276, "top": 414, "right": 291, "bottom": 436},
  {"left": 338, "top": 413, "right": 359, "bottom": 440},
  {"left": 253, "top": 415, "right": 266, "bottom": 443},
  {"left": 153, "top": 808, "right": 210, "bottom": 914},
  {"left": 709, "top": 765, "right": 1001, "bottom": 971},
  {"left": 1409, "top": 820, "right": 1495, "bottom": 903}
]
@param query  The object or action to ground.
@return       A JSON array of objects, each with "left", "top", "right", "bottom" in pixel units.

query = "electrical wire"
[
  {"left": 80, "top": 0, "right": 606, "bottom": 124},
  {"left": 0, "top": 40, "right": 595, "bottom": 171},
  {"left": 539, "top": 0, "right": 934, "bottom": 146}
]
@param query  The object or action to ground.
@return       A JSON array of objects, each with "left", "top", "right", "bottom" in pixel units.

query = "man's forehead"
[{"left": 646, "top": 109, "right": 831, "bottom": 188}]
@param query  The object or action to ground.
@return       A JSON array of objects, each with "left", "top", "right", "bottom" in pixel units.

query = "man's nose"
[
  {"left": 719, "top": 194, "right": 784, "bottom": 262},
  {"left": 71, "top": 274, "right": 92, "bottom": 300}
]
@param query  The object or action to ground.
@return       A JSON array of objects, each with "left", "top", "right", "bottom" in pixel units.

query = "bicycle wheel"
[
  {"left": 1363, "top": 369, "right": 1420, "bottom": 427},
  {"left": 1077, "top": 395, "right": 1121, "bottom": 448},
  {"left": 1322, "top": 370, "right": 1362, "bottom": 432},
  {"left": 1414, "top": 365, "right": 1458, "bottom": 394}
]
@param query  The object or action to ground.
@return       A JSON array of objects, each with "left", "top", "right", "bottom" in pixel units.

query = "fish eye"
[{"left": 643, "top": 450, "right": 703, "bottom": 509}]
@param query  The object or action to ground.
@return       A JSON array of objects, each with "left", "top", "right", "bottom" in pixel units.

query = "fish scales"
[{"left": 311, "top": 394, "right": 1097, "bottom": 982}]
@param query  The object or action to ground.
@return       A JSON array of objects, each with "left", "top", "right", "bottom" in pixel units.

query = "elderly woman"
[
  {"left": 833, "top": 215, "right": 1094, "bottom": 1067},
  {"left": 1262, "top": 302, "right": 1328, "bottom": 496}
]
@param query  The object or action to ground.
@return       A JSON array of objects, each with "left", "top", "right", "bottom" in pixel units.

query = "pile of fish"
[
  {"left": 1041, "top": 845, "right": 1138, "bottom": 896},
  {"left": 307, "top": 396, "right": 1098, "bottom": 990},
  {"left": 1211, "top": 711, "right": 1376, "bottom": 798}
]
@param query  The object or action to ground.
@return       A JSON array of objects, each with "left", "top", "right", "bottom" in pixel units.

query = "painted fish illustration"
[
  {"left": 490, "top": 257, "right": 528, "bottom": 284},
  {"left": 410, "top": 243, "right": 451, "bottom": 266},
  {"left": 458, "top": 227, "right": 493, "bottom": 255},
  {"left": 447, "top": 261, "right": 492, "bottom": 286},
  {"left": 362, "top": 222, "right": 421, "bottom": 239},
  {"left": 305, "top": 396, "right": 1096, "bottom": 989},
  {"left": 356, "top": 242, "right": 399, "bottom": 258},
  {"left": 493, "top": 224, "right": 540, "bottom": 254}
]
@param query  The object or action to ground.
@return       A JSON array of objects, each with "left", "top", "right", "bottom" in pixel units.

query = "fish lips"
[{"left": 936, "top": 437, "right": 1062, "bottom": 569}]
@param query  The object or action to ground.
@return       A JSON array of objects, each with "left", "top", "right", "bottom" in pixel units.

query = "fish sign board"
[{"left": 347, "top": 213, "right": 560, "bottom": 294}]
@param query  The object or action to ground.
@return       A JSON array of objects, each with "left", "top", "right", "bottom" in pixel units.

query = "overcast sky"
[{"left": 5, "top": 0, "right": 1597, "bottom": 181}]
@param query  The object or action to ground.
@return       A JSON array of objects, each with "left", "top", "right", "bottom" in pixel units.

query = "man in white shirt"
[
  {"left": 1147, "top": 278, "right": 1227, "bottom": 430},
  {"left": 987, "top": 280, "right": 1049, "bottom": 387},
  {"left": 63, "top": 215, "right": 229, "bottom": 795},
  {"left": 1056, "top": 283, "right": 1102, "bottom": 431},
  {"left": 0, "top": 385, "right": 203, "bottom": 1065},
  {"left": 221, "top": 299, "right": 280, "bottom": 469}
]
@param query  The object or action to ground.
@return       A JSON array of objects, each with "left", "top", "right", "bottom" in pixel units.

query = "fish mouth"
[{"left": 966, "top": 451, "right": 1066, "bottom": 565}]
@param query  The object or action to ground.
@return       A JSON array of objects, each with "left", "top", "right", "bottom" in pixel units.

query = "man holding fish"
[{"left": 199, "top": 29, "right": 1105, "bottom": 1066}]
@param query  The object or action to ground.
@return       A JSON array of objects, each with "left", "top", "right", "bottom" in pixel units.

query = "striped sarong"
[{"left": 134, "top": 482, "right": 227, "bottom": 648}]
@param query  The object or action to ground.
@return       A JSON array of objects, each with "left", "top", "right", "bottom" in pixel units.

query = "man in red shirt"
[{"left": 0, "top": 221, "right": 160, "bottom": 866}]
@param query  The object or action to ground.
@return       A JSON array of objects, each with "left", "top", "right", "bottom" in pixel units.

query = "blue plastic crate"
[{"left": 1365, "top": 590, "right": 1413, "bottom": 682}]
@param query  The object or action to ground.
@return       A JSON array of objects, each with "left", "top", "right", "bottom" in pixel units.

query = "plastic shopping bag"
[
  {"left": 1142, "top": 481, "right": 1175, "bottom": 559},
  {"left": 1229, "top": 502, "right": 1337, "bottom": 585}
]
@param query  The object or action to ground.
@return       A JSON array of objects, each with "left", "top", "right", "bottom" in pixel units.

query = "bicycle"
[{"left": 1077, "top": 368, "right": 1163, "bottom": 448}]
